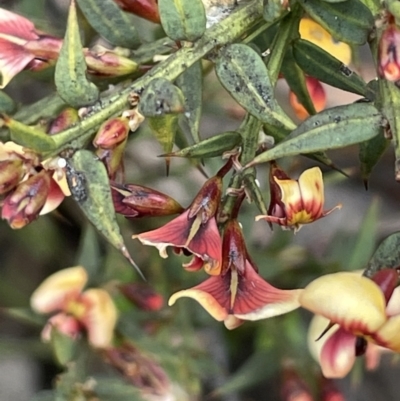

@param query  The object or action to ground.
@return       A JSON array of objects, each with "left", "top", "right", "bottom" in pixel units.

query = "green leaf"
[
  {"left": 90, "top": 377, "right": 144, "bottom": 401},
  {"left": 51, "top": 330, "right": 78, "bottom": 366},
  {"left": 139, "top": 78, "right": 185, "bottom": 117},
  {"left": 297, "top": 0, "right": 374, "bottom": 45},
  {"left": 359, "top": 130, "right": 389, "bottom": 188},
  {"left": 0, "top": 90, "right": 16, "bottom": 114},
  {"left": 263, "top": 0, "right": 290, "bottom": 22},
  {"left": 3, "top": 116, "right": 56, "bottom": 153},
  {"left": 365, "top": 231, "right": 400, "bottom": 278},
  {"left": 347, "top": 198, "right": 379, "bottom": 271},
  {"left": 292, "top": 39, "right": 367, "bottom": 96},
  {"left": 75, "top": 224, "right": 102, "bottom": 278},
  {"left": 0, "top": 307, "right": 44, "bottom": 326},
  {"left": 215, "top": 43, "right": 295, "bottom": 130},
  {"left": 76, "top": 0, "right": 140, "bottom": 48},
  {"left": 147, "top": 115, "right": 179, "bottom": 174},
  {"left": 281, "top": 47, "right": 317, "bottom": 117},
  {"left": 162, "top": 131, "right": 242, "bottom": 158},
  {"left": 158, "top": 0, "right": 206, "bottom": 42},
  {"left": 55, "top": 0, "right": 99, "bottom": 108},
  {"left": 176, "top": 61, "right": 203, "bottom": 143},
  {"left": 66, "top": 150, "right": 143, "bottom": 278},
  {"left": 379, "top": 79, "right": 400, "bottom": 180},
  {"left": 264, "top": 4, "right": 302, "bottom": 84},
  {"left": 250, "top": 103, "right": 384, "bottom": 166}
]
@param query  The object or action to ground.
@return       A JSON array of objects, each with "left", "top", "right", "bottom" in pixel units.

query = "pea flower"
[
  {"left": 169, "top": 218, "right": 302, "bottom": 329},
  {"left": 132, "top": 161, "right": 233, "bottom": 275},
  {"left": 300, "top": 269, "right": 400, "bottom": 378},
  {"left": 31, "top": 266, "right": 118, "bottom": 348},
  {"left": 255, "top": 162, "right": 341, "bottom": 232},
  {"left": 378, "top": 22, "right": 400, "bottom": 82},
  {"left": 0, "top": 141, "right": 68, "bottom": 228}
]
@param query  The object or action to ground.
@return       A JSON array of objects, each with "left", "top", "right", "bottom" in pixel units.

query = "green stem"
[{"left": 47, "top": 0, "right": 264, "bottom": 157}]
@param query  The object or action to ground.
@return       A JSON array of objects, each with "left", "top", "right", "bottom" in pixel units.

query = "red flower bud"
[
  {"left": 0, "top": 159, "right": 25, "bottom": 194},
  {"left": 93, "top": 117, "right": 130, "bottom": 149},
  {"left": 111, "top": 182, "right": 184, "bottom": 218},
  {"left": 48, "top": 107, "right": 79, "bottom": 135},
  {"left": 119, "top": 282, "right": 164, "bottom": 311},
  {"left": 378, "top": 23, "right": 400, "bottom": 82},
  {"left": 2, "top": 170, "right": 51, "bottom": 228},
  {"left": 112, "top": 0, "right": 161, "bottom": 24}
]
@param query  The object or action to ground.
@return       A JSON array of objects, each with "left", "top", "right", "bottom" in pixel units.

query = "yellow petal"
[
  {"left": 373, "top": 315, "right": 400, "bottom": 352},
  {"left": 30, "top": 266, "right": 88, "bottom": 314},
  {"left": 275, "top": 177, "right": 302, "bottom": 214},
  {"left": 300, "top": 272, "right": 387, "bottom": 335},
  {"left": 299, "top": 18, "right": 352, "bottom": 65},
  {"left": 168, "top": 289, "right": 228, "bottom": 321},
  {"left": 298, "top": 167, "right": 324, "bottom": 217},
  {"left": 81, "top": 288, "right": 118, "bottom": 348}
]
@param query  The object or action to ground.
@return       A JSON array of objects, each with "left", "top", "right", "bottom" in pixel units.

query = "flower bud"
[
  {"left": 0, "top": 159, "right": 25, "bottom": 194},
  {"left": 41, "top": 312, "right": 81, "bottom": 343},
  {"left": 93, "top": 117, "right": 130, "bottom": 149},
  {"left": 111, "top": 183, "right": 184, "bottom": 218},
  {"left": 112, "top": 0, "right": 161, "bottom": 23},
  {"left": 119, "top": 282, "right": 164, "bottom": 311},
  {"left": 48, "top": 107, "right": 80, "bottom": 135},
  {"left": 84, "top": 47, "right": 138, "bottom": 77},
  {"left": 281, "top": 365, "right": 313, "bottom": 401},
  {"left": 378, "top": 23, "right": 400, "bottom": 82},
  {"left": 2, "top": 170, "right": 51, "bottom": 228}
]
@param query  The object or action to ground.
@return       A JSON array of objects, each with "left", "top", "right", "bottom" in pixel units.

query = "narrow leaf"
[
  {"left": 162, "top": 131, "right": 242, "bottom": 158},
  {"left": 158, "top": 0, "right": 206, "bottom": 41},
  {"left": 147, "top": 115, "right": 179, "bottom": 174},
  {"left": 293, "top": 39, "right": 367, "bottom": 96},
  {"left": 0, "top": 90, "right": 16, "bottom": 114},
  {"left": 76, "top": 0, "right": 140, "bottom": 48},
  {"left": 66, "top": 150, "right": 143, "bottom": 278},
  {"left": 297, "top": 0, "right": 374, "bottom": 45},
  {"left": 249, "top": 103, "right": 384, "bottom": 166},
  {"left": 55, "top": 0, "right": 99, "bottom": 108},
  {"left": 176, "top": 61, "right": 203, "bottom": 143},
  {"left": 365, "top": 231, "right": 400, "bottom": 278},
  {"left": 215, "top": 43, "right": 295, "bottom": 130},
  {"left": 2, "top": 115, "right": 56, "bottom": 154}
]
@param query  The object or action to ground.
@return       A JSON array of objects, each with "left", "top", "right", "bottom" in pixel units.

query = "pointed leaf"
[
  {"left": 264, "top": 4, "right": 302, "bottom": 84},
  {"left": 281, "top": 47, "right": 317, "bottom": 117},
  {"left": 359, "top": 131, "right": 389, "bottom": 186},
  {"left": 147, "top": 114, "right": 178, "bottom": 173},
  {"left": 51, "top": 330, "right": 78, "bottom": 366},
  {"left": 76, "top": 0, "right": 140, "bottom": 48},
  {"left": 297, "top": 0, "right": 374, "bottom": 45},
  {"left": 158, "top": 0, "right": 206, "bottom": 41},
  {"left": 292, "top": 39, "right": 367, "bottom": 96},
  {"left": 2, "top": 116, "right": 56, "bottom": 153},
  {"left": 55, "top": 0, "right": 99, "bottom": 108},
  {"left": 139, "top": 78, "right": 185, "bottom": 117},
  {"left": 0, "top": 307, "right": 44, "bottom": 326},
  {"left": 365, "top": 231, "right": 400, "bottom": 278},
  {"left": 250, "top": 103, "right": 384, "bottom": 166},
  {"left": 66, "top": 150, "right": 143, "bottom": 277},
  {"left": 162, "top": 131, "right": 242, "bottom": 158},
  {"left": 176, "top": 61, "right": 203, "bottom": 143},
  {"left": 215, "top": 43, "right": 296, "bottom": 130}
]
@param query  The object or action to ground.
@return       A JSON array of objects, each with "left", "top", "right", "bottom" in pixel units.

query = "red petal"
[{"left": 0, "top": 8, "right": 38, "bottom": 40}]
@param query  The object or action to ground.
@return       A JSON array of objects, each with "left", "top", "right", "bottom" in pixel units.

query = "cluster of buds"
[
  {"left": 0, "top": 141, "right": 67, "bottom": 228},
  {"left": 0, "top": 7, "right": 138, "bottom": 88}
]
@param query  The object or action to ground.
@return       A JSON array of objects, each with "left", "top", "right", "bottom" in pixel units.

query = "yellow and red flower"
[
  {"left": 256, "top": 162, "right": 341, "bottom": 232},
  {"left": 31, "top": 266, "right": 118, "bottom": 348},
  {"left": 169, "top": 218, "right": 302, "bottom": 329},
  {"left": 300, "top": 269, "right": 400, "bottom": 378},
  {"left": 132, "top": 162, "right": 233, "bottom": 275}
]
